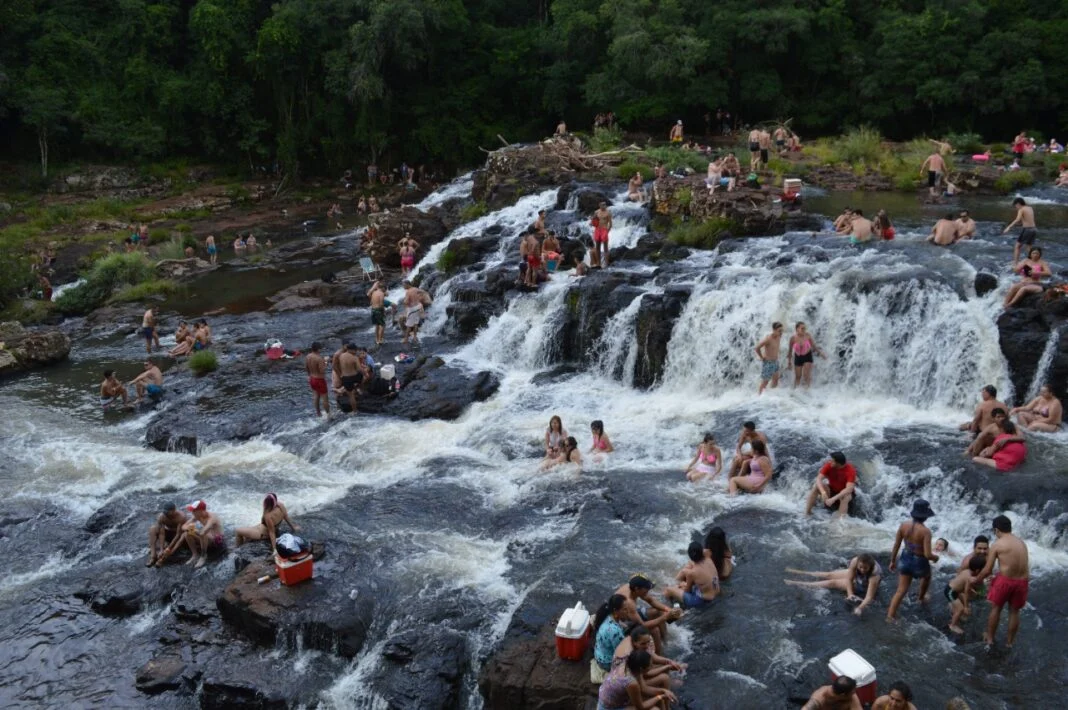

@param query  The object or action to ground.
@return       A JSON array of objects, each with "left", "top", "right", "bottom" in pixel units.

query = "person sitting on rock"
[
  {"left": 965, "top": 407, "right": 1008, "bottom": 457},
  {"left": 628, "top": 172, "right": 646, "bottom": 202},
  {"left": 598, "top": 650, "right": 671, "bottom": 710},
  {"left": 147, "top": 501, "right": 188, "bottom": 567},
  {"left": 611, "top": 626, "right": 683, "bottom": 703},
  {"left": 959, "top": 385, "right": 1007, "bottom": 436},
  {"left": 728, "top": 439, "right": 772, "bottom": 495},
  {"left": 872, "top": 681, "right": 916, "bottom": 710},
  {"left": 1011, "top": 384, "right": 1063, "bottom": 432},
  {"left": 368, "top": 196, "right": 380, "bottom": 213},
  {"left": 572, "top": 252, "right": 589, "bottom": 276},
  {"left": 155, "top": 500, "right": 224, "bottom": 569},
  {"left": 100, "top": 369, "right": 129, "bottom": 410},
  {"left": 592, "top": 594, "right": 628, "bottom": 682},
  {"left": 130, "top": 360, "right": 164, "bottom": 403},
  {"left": 972, "top": 419, "right": 1027, "bottom": 471},
  {"left": 357, "top": 196, "right": 367, "bottom": 213},
  {"left": 804, "top": 451, "right": 857, "bottom": 518},
  {"left": 663, "top": 542, "right": 720, "bottom": 608},
  {"left": 542, "top": 435, "right": 583, "bottom": 471},
  {"left": 834, "top": 208, "right": 854, "bottom": 234},
  {"left": 169, "top": 323, "right": 196, "bottom": 357},
  {"left": 803, "top": 676, "right": 863, "bottom": 710},
  {"left": 613, "top": 574, "right": 682, "bottom": 655},
  {"left": 727, "top": 420, "right": 769, "bottom": 478},
  {"left": 704, "top": 527, "right": 734, "bottom": 579},
  {"left": 542, "top": 230, "right": 562, "bottom": 272},
  {"left": 235, "top": 493, "right": 299, "bottom": 549}
]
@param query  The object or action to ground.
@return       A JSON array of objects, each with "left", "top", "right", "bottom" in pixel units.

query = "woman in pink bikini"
[
  {"left": 685, "top": 433, "right": 723, "bottom": 482},
  {"left": 589, "top": 420, "right": 615, "bottom": 454},
  {"left": 788, "top": 321, "right": 826, "bottom": 389},
  {"left": 1011, "top": 384, "right": 1063, "bottom": 432},
  {"left": 728, "top": 439, "right": 772, "bottom": 495}
]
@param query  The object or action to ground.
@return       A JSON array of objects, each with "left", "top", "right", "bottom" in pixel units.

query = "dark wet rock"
[
  {"left": 478, "top": 621, "right": 594, "bottom": 710},
  {"left": 552, "top": 271, "right": 649, "bottom": 363},
  {"left": 199, "top": 678, "right": 286, "bottom": 710},
  {"left": 553, "top": 184, "right": 612, "bottom": 215},
  {"left": 611, "top": 233, "right": 688, "bottom": 264},
  {"left": 371, "top": 627, "right": 469, "bottom": 710},
  {"left": 531, "top": 364, "right": 581, "bottom": 386},
  {"left": 156, "top": 258, "right": 218, "bottom": 281},
  {"left": 633, "top": 287, "right": 691, "bottom": 388},
  {"left": 216, "top": 557, "right": 375, "bottom": 658},
  {"left": 136, "top": 652, "right": 189, "bottom": 695},
  {"left": 359, "top": 355, "right": 500, "bottom": 420},
  {"left": 804, "top": 165, "right": 893, "bottom": 192},
  {"left": 445, "top": 281, "right": 505, "bottom": 340},
  {"left": 267, "top": 272, "right": 362, "bottom": 312},
  {"left": 174, "top": 583, "right": 220, "bottom": 622},
  {"left": 84, "top": 499, "right": 133, "bottom": 534},
  {"left": 147, "top": 431, "right": 200, "bottom": 456},
  {"left": 367, "top": 207, "right": 448, "bottom": 269},
  {"left": 996, "top": 295, "right": 1068, "bottom": 404},
  {"left": 76, "top": 572, "right": 180, "bottom": 617},
  {"left": 650, "top": 176, "right": 784, "bottom": 236},
  {"left": 0, "top": 321, "right": 71, "bottom": 377},
  {"left": 975, "top": 272, "right": 998, "bottom": 298}
]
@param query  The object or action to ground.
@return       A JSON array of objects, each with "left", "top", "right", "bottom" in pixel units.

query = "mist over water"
[{"left": 1, "top": 174, "right": 1066, "bottom": 708}]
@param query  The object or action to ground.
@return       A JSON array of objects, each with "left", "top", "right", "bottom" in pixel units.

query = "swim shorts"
[
  {"left": 927, "top": 170, "right": 938, "bottom": 187},
  {"left": 401, "top": 256, "right": 414, "bottom": 269},
  {"left": 749, "top": 142, "right": 760, "bottom": 152},
  {"left": 371, "top": 307, "right": 385, "bottom": 326},
  {"left": 1017, "top": 227, "right": 1037, "bottom": 246},
  {"left": 593, "top": 227, "right": 609, "bottom": 244},
  {"left": 793, "top": 352, "right": 814, "bottom": 367},
  {"left": 775, "top": 140, "right": 785, "bottom": 148},
  {"left": 761, "top": 359, "right": 779, "bottom": 380},
  {"left": 146, "top": 384, "right": 163, "bottom": 398},
  {"left": 897, "top": 551, "right": 931, "bottom": 579},
  {"left": 142, "top": 327, "right": 155, "bottom": 342},
  {"left": 341, "top": 374, "right": 363, "bottom": 391},
  {"left": 207, "top": 246, "right": 217, "bottom": 255},
  {"left": 760, "top": 149, "right": 769, "bottom": 164},
  {"left": 308, "top": 376, "right": 327, "bottom": 394},
  {"left": 683, "top": 590, "right": 711, "bottom": 609},
  {"left": 943, "top": 584, "right": 959, "bottom": 603},
  {"left": 987, "top": 574, "right": 1028, "bottom": 610}
]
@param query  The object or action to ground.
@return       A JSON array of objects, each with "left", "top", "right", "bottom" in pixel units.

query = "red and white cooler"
[
  {"left": 828, "top": 648, "right": 877, "bottom": 704},
  {"left": 554, "top": 601, "right": 591, "bottom": 661}
]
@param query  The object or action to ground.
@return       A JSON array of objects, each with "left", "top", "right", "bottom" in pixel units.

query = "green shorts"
[{"left": 371, "top": 308, "right": 385, "bottom": 326}]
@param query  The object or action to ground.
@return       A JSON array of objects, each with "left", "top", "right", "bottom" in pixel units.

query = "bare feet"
[
  {"left": 185, "top": 555, "right": 198, "bottom": 566},
  {"left": 194, "top": 557, "right": 206, "bottom": 569},
  {"left": 949, "top": 624, "right": 964, "bottom": 634},
  {"left": 146, "top": 556, "right": 156, "bottom": 567}
]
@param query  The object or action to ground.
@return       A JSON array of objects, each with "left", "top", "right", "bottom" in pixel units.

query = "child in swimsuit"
[
  {"left": 686, "top": 433, "right": 723, "bottom": 482},
  {"left": 946, "top": 554, "right": 986, "bottom": 634}
]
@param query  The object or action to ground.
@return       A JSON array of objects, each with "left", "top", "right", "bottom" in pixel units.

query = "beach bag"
[{"left": 275, "top": 533, "right": 311, "bottom": 559}]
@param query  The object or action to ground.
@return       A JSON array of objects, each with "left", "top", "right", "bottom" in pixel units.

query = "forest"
[{"left": 1, "top": 0, "right": 1066, "bottom": 178}]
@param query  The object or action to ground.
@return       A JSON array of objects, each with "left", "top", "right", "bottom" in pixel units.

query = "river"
[{"left": 1, "top": 176, "right": 1066, "bottom": 708}]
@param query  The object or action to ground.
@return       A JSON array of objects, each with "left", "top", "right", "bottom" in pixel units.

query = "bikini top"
[{"left": 793, "top": 338, "right": 812, "bottom": 356}]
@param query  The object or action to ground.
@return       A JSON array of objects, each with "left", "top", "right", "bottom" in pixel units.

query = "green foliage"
[
  {"left": 176, "top": 224, "right": 193, "bottom": 235},
  {"left": 643, "top": 147, "right": 708, "bottom": 173},
  {"left": 832, "top": 127, "right": 885, "bottom": 165},
  {"left": 668, "top": 218, "right": 737, "bottom": 250},
  {"left": 188, "top": 350, "right": 218, "bottom": 376},
  {"left": 989, "top": 143, "right": 1008, "bottom": 156},
  {"left": 0, "top": 298, "right": 54, "bottom": 325},
  {"left": 588, "top": 126, "right": 623, "bottom": 153},
  {"left": 460, "top": 202, "right": 488, "bottom": 223},
  {"left": 148, "top": 228, "right": 170, "bottom": 244},
  {"left": 676, "top": 188, "right": 693, "bottom": 209},
  {"left": 945, "top": 132, "right": 985, "bottom": 154},
  {"left": 0, "top": 252, "right": 34, "bottom": 310},
  {"left": 994, "top": 171, "right": 1035, "bottom": 193},
  {"left": 110, "top": 279, "right": 179, "bottom": 303},
  {"left": 617, "top": 162, "right": 654, "bottom": 181},
  {"left": 154, "top": 239, "right": 188, "bottom": 261},
  {"left": 54, "top": 253, "right": 155, "bottom": 315},
  {"left": 437, "top": 241, "right": 470, "bottom": 274}
]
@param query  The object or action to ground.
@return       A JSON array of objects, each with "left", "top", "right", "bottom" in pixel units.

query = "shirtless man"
[
  {"left": 99, "top": 370, "right": 129, "bottom": 410},
  {"left": 542, "top": 230, "right": 562, "bottom": 272},
  {"left": 1003, "top": 197, "right": 1037, "bottom": 264},
  {"left": 964, "top": 407, "right": 1008, "bottom": 457},
  {"left": 758, "top": 128, "right": 772, "bottom": 169},
  {"left": 848, "top": 209, "right": 873, "bottom": 244},
  {"left": 664, "top": 542, "right": 720, "bottom": 609},
  {"left": 755, "top": 321, "right": 784, "bottom": 394},
  {"left": 205, "top": 234, "right": 217, "bottom": 265},
  {"left": 927, "top": 214, "right": 959, "bottom": 246},
  {"left": 919, "top": 151, "right": 948, "bottom": 200},
  {"left": 614, "top": 574, "right": 683, "bottom": 655},
  {"left": 729, "top": 421, "right": 769, "bottom": 477},
  {"left": 974, "top": 515, "right": 1030, "bottom": 647},
  {"left": 555, "top": 119, "right": 567, "bottom": 137},
  {"left": 141, "top": 307, "right": 160, "bottom": 353},
  {"left": 336, "top": 344, "right": 362, "bottom": 414},
  {"left": 627, "top": 172, "right": 645, "bottom": 202},
  {"left": 871, "top": 682, "right": 916, "bottom": 710},
  {"left": 721, "top": 152, "right": 741, "bottom": 185},
  {"left": 669, "top": 120, "right": 683, "bottom": 143},
  {"left": 533, "top": 210, "right": 546, "bottom": 234},
  {"left": 747, "top": 127, "right": 762, "bottom": 172},
  {"left": 174, "top": 500, "right": 224, "bottom": 569},
  {"left": 955, "top": 210, "right": 976, "bottom": 241},
  {"left": 774, "top": 126, "right": 788, "bottom": 154},
  {"left": 592, "top": 202, "right": 612, "bottom": 268},
  {"left": 802, "top": 677, "right": 863, "bottom": 710},
  {"left": 960, "top": 385, "right": 1007, "bottom": 435},
  {"left": 368, "top": 281, "right": 390, "bottom": 348},
  {"left": 833, "top": 209, "right": 853, "bottom": 234},
  {"left": 146, "top": 501, "right": 187, "bottom": 566},
  {"left": 521, "top": 231, "right": 541, "bottom": 286},
  {"left": 130, "top": 360, "right": 163, "bottom": 404},
  {"left": 305, "top": 342, "right": 330, "bottom": 417},
  {"left": 402, "top": 280, "right": 432, "bottom": 346}
]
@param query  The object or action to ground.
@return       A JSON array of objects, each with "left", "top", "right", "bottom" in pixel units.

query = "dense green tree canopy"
[{"left": 1, "top": 0, "right": 1065, "bottom": 176}]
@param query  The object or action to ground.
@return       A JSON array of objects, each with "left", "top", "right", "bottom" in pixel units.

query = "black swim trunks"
[
  {"left": 943, "top": 584, "right": 958, "bottom": 603},
  {"left": 793, "top": 352, "right": 814, "bottom": 367},
  {"left": 371, "top": 307, "right": 385, "bottom": 326},
  {"left": 341, "top": 374, "right": 363, "bottom": 391},
  {"left": 760, "top": 149, "right": 769, "bottom": 164},
  {"left": 749, "top": 142, "right": 760, "bottom": 152},
  {"left": 1017, "top": 227, "right": 1037, "bottom": 246},
  {"left": 927, "top": 170, "right": 938, "bottom": 187},
  {"left": 142, "top": 326, "right": 155, "bottom": 341},
  {"left": 775, "top": 139, "right": 785, "bottom": 148}
]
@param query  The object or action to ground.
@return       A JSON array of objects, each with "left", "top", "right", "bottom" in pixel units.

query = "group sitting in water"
[
  {"left": 168, "top": 319, "right": 213, "bottom": 357},
  {"left": 591, "top": 527, "right": 734, "bottom": 709},
  {"left": 960, "top": 383, "right": 1062, "bottom": 471},
  {"left": 541, "top": 417, "right": 613, "bottom": 470}
]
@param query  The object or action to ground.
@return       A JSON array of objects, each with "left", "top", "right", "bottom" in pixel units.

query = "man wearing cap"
[
  {"left": 959, "top": 385, "right": 1007, "bottom": 435},
  {"left": 802, "top": 676, "right": 862, "bottom": 710},
  {"left": 614, "top": 574, "right": 683, "bottom": 655},
  {"left": 160, "top": 500, "right": 224, "bottom": 569},
  {"left": 804, "top": 452, "right": 857, "bottom": 518},
  {"left": 146, "top": 501, "right": 188, "bottom": 567}
]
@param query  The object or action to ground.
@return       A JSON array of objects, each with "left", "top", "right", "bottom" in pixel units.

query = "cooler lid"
[
  {"left": 828, "top": 649, "right": 876, "bottom": 685},
  {"left": 554, "top": 604, "right": 590, "bottom": 638}
]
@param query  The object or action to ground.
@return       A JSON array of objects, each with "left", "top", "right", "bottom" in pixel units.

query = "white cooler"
[
  {"left": 554, "top": 601, "right": 590, "bottom": 661},
  {"left": 828, "top": 648, "right": 877, "bottom": 704}
]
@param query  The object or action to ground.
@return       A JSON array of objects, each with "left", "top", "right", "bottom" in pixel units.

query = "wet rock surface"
[
  {"left": 997, "top": 290, "right": 1068, "bottom": 403},
  {"left": 650, "top": 176, "right": 786, "bottom": 236},
  {"left": 478, "top": 621, "right": 594, "bottom": 710},
  {"left": 367, "top": 206, "right": 448, "bottom": 269},
  {"left": 0, "top": 321, "right": 71, "bottom": 377}
]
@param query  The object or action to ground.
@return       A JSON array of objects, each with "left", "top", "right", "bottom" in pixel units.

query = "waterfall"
[
  {"left": 594, "top": 290, "right": 647, "bottom": 382},
  {"left": 1025, "top": 325, "right": 1065, "bottom": 401}
]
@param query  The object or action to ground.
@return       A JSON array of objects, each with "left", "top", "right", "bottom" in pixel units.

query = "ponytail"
[{"left": 593, "top": 594, "right": 626, "bottom": 634}]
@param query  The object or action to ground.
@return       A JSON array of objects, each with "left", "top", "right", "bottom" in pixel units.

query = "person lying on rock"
[
  {"left": 663, "top": 542, "right": 720, "bottom": 609},
  {"left": 235, "top": 493, "right": 299, "bottom": 550},
  {"left": 612, "top": 626, "right": 684, "bottom": 702},
  {"left": 614, "top": 574, "right": 683, "bottom": 655},
  {"left": 155, "top": 500, "right": 224, "bottom": 569},
  {"left": 147, "top": 501, "right": 188, "bottom": 567}
]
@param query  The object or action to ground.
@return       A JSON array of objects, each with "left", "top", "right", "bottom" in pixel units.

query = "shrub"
[
  {"left": 0, "top": 251, "right": 33, "bottom": 310},
  {"left": 644, "top": 146, "right": 708, "bottom": 173},
  {"left": 55, "top": 252, "right": 155, "bottom": 315},
  {"left": 437, "top": 241, "right": 471, "bottom": 274},
  {"left": 945, "top": 132, "right": 985, "bottom": 155},
  {"left": 148, "top": 227, "right": 170, "bottom": 244},
  {"left": 989, "top": 143, "right": 1008, "bottom": 155},
  {"left": 181, "top": 234, "right": 197, "bottom": 249},
  {"left": 667, "top": 217, "right": 737, "bottom": 250},
  {"left": 617, "top": 161, "right": 655, "bottom": 181},
  {"left": 676, "top": 187, "right": 693, "bottom": 209},
  {"left": 588, "top": 125, "right": 623, "bottom": 153},
  {"left": 833, "top": 126, "right": 884, "bottom": 165},
  {"left": 154, "top": 238, "right": 188, "bottom": 261},
  {"left": 994, "top": 171, "right": 1035, "bottom": 193},
  {"left": 188, "top": 350, "right": 218, "bottom": 376},
  {"left": 110, "top": 279, "right": 178, "bottom": 303},
  {"left": 460, "top": 201, "right": 488, "bottom": 222}
]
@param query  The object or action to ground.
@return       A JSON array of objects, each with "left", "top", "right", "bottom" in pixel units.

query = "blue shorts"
[
  {"left": 142, "top": 327, "right": 155, "bottom": 341},
  {"left": 683, "top": 591, "right": 711, "bottom": 609},
  {"left": 146, "top": 384, "right": 163, "bottom": 398},
  {"left": 761, "top": 359, "right": 779, "bottom": 380},
  {"left": 897, "top": 551, "right": 930, "bottom": 579},
  {"left": 207, "top": 246, "right": 217, "bottom": 255}
]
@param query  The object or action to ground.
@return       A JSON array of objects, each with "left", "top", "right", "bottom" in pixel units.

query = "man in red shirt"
[{"left": 804, "top": 451, "right": 857, "bottom": 518}]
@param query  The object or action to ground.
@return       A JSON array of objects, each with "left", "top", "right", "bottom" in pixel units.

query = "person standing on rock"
[
  {"left": 920, "top": 151, "right": 948, "bottom": 201},
  {"left": 141, "top": 307, "right": 160, "bottom": 354},
  {"left": 1003, "top": 197, "right": 1037, "bottom": 264},
  {"left": 591, "top": 202, "right": 612, "bottom": 268},
  {"left": 100, "top": 370, "right": 129, "bottom": 410},
  {"left": 789, "top": 321, "right": 826, "bottom": 388},
  {"left": 886, "top": 499, "right": 939, "bottom": 622},
  {"left": 628, "top": 172, "right": 646, "bottom": 202},
  {"left": 130, "top": 360, "right": 164, "bottom": 404},
  {"left": 146, "top": 501, "right": 188, "bottom": 567},
  {"left": 542, "top": 230, "right": 562, "bottom": 273},
  {"left": 533, "top": 210, "right": 547, "bottom": 234},
  {"left": 669, "top": 120, "right": 683, "bottom": 143},
  {"left": 402, "top": 281, "right": 432, "bottom": 347},
  {"left": 205, "top": 235, "right": 217, "bottom": 264},
  {"left": 368, "top": 281, "right": 390, "bottom": 349},
  {"left": 774, "top": 126, "right": 788, "bottom": 154},
  {"left": 748, "top": 127, "right": 762, "bottom": 172},
  {"left": 522, "top": 231, "right": 541, "bottom": 287},
  {"left": 305, "top": 342, "right": 330, "bottom": 418},
  {"left": 960, "top": 385, "right": 1007, "bottom": 436},
  {"left": 337, "top": 344, "right": 362, "bottom": 414},
  {"left": 974, "top": 514, "right": 1030, "bottom": 647},
  {"left": 758, "top": 128, "right": 772, "bottom": 169},
  {"left": 555, "top": 119, "right": 568, "bottom": 137},
  {"left": 755, "top": 321, "right": 784, "bottom": 394}
]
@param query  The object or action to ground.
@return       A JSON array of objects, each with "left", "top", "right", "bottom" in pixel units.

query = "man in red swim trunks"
[
  {"left": 591, "top": 201, "right": 612, "bottom": 268},
  {"left": 974, "top": 514, "right": 1030, "bottom": 647},
  {"left": 305, "top": 341, "right": 330, "bottom": 417},
  {"left": 804, "top": 451, "right": 857, "bottom": 518}
]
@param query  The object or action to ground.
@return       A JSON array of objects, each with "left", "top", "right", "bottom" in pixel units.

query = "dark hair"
[
  {"left": 991, "top": 408, "right": 1007, "bottom": 418},
  {"left": 855, "top": 553, "right": 876, "bottom": 571},
  {"left": 853, "top": 208, "right": 863, "bottom": 216},
  {"left": 625, "top": 649, "right": 652, "bottom": 676},
  {"left": 832, "top": 676, "right": 857, "bottom": 695},
  {"left": 590, "top": 420, "right": 604, "bottom": 435},
  {"left": 974, "top": 535, "right": 989, "bottom": 546},
  {"left": 593, "top": 594, "right": 626, "bottom": 634},
  {"left": 549, "top": 415, "right": 563, "bottom": 433},
  {"left": 968, "top": 554, "right": 986, "bottom": 573},
  {"left": 263, "top": 493, "right": 277, "bottom": 512},
  {"left": 983, "top": 385, "right": 997, "bottom": 397},
  {"left": 1001, "top": 420, "right": 1017, "bottom": 435},
  {"left": 993, "top": 515, "right": 1012, "bottom": 533},
  {"left": 705, "top": 527, "right": 729, "bottom": 573},
  {"left": 772, "top": 321, "right": 782, "bottom": 330},
  {"left": 103, "top": 369, "right": 114, "bottom": 378},
  {"left": 1029, "top": 246, "right": 1042, "bottom": 258},
  {"left": 563, "top": 436, "right": 578, "bottom": 451},
  {"left": 946, "top": 212, "right": 957, "bottom": 221},
  {"left": 936, "top": 537, "right": 948, "bottom": 549},
  {"left": 687, "top": 541, "right": 704, "bottom": 563},
  {"left": 311, "top": 342, "right": 321, "bottom": 351},
  {"left": 702, "top": 432, "right": 715, "bottom": 444},
  {"left": 1013, "top": 197, "right": 1026, "bottom": 206},
  {"left": 889, "top": 681, "right": 913, "bottom": 701},
  {"left": 743, "top": 421, "right": 756, "bottom": 431},
  {"left": 751, "top": 439, "right": 767, "bottom": 456},
  {"left": 830, "top": 451, "right": 846, "bottom": 465},
  {"left": 629, "top": 625, "right": 651, "bottom": 642}
]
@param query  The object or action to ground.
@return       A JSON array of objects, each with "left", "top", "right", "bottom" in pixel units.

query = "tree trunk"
[{"left": 37, "top": 126, "right": 49, "bottom": 178}]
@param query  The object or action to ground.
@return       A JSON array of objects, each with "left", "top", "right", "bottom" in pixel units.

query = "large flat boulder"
[
  {"left": 367, "top": 207, "right": 447, "bottom": 269},
  {"left": 0, "top": 321, "right": 71, "bottom": 377},
  {"left": 478, "top": 622, "right": 595, "bottom": 710}
]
